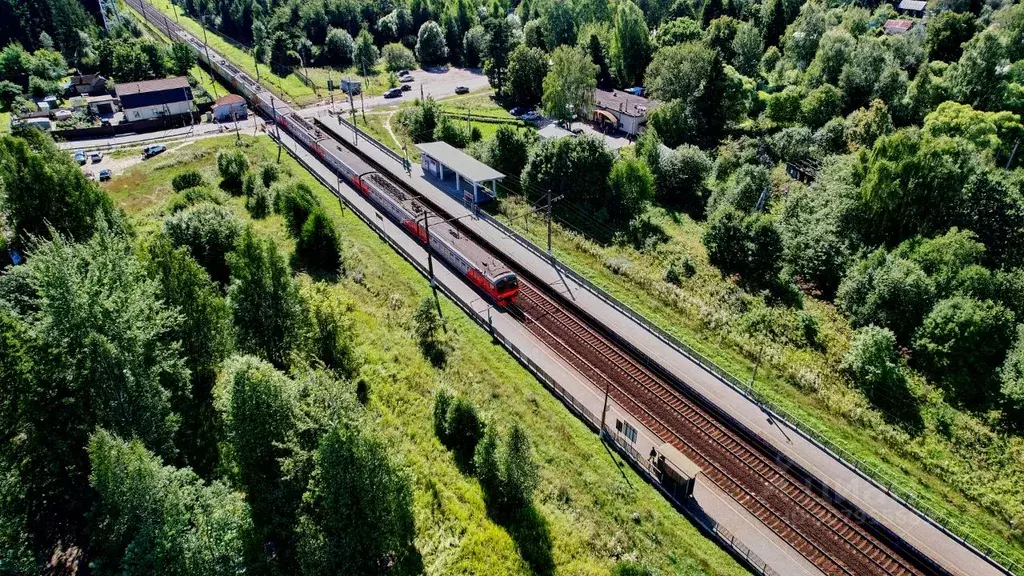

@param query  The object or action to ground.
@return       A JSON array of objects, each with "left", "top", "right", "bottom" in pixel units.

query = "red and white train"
[{"left": 143, "top": 3, "right": 520, "bottom": 306}]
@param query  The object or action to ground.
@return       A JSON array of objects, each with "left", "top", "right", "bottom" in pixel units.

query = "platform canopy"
[{"left": 416, "top": 141, "right": 505, "bottom": 204}]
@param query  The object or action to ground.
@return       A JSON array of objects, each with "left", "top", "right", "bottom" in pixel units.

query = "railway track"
[
  {"left": 514, "top": 285, "right": 925, "bottom": 576},
  {"left": 119, "top": 1, "right": 949, "bottom": 573}
]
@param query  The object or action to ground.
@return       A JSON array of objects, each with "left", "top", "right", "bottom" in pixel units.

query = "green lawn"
[
  {"left": 140, "top": 0, "right": 317, "bottom": 106},
  {"left": 495, "top": 196, "right": 1024, "bottom": 571},
  {"left": 103, "top": 134, "right": 750, "bottom": 576}
]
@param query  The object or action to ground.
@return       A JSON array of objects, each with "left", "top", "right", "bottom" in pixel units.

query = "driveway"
[{"left": 302, "top": 67, "right": 491, "bottom": 115}]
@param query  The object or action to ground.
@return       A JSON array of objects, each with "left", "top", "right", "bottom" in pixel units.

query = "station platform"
[{"left": 304, "top": 113, "right": 1008, "bottom": 576}]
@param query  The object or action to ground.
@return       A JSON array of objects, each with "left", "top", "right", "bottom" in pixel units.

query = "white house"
[
  {"left": 117, "top": 77, "right": 193, "bottom": 122},
  {"left": 589, "top": 88, "right": 652, "bottom": 137}
]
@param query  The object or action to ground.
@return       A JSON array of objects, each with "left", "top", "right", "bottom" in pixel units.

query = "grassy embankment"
[
  {"left": 101, "top": 134, "right": 750, "bottom": 576},
  {"left": 141, "top": 0, "right": 317, "bottom": 106},
  {"left": 496, "top": 194, "right": 1024, "bottom": 569}
]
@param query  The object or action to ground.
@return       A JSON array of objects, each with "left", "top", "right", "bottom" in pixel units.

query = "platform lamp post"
[
  {"left": 170, "top": 0, "right": 179, "bottom": 23},
  {"left": 749, "top": 340, "right": 765, "bottom": 403},
  {"left": 421, "top": 210, "right": 435, "bottom": 286},
  {"left": 271, "top": 95, "right": 282, "bottom": 163}
]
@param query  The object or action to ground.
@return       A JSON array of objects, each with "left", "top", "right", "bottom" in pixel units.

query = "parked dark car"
[
  {"left": 401, "top": 83, "right": 412, "bottom": 91},
  {"left": 143, "top": 144, "right": 166, "bottom": 158},
  {"left": 74, "top": 151, "right": 86, "bottom": 165},
  {"left": 384, "top": 87, "right": 403, "bottom": 99},
  {"left": 99, "top": 169, "right": 112, "bottom": 182},
  {"left": 454, "top": 85, "right": 469, "bottom": 95}
]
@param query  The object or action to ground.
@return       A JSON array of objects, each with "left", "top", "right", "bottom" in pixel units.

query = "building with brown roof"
[
  {"left": 883, "top": 19, "right": 914, "bottom": 34},
  {"left": 212, "top": 94, "right": 247, "bottom": 121},
  {"left": 589, "top": 88, "right": 652, "bottom": 136}
]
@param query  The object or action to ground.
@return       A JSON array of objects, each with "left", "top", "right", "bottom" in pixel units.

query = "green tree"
[
  {"left": 0, "top": 131, "right": 119, "bottom": 248},
  {"left": 703, "top": 207, "right": 784, "bottom": 290},
  {"left": 840, "top": 326, "right": 913, "bottom": 414},
  {"left": 168, "top": 42, "right": 196, "bottom": 76},
  {"left": 843, "top": 99, "right": 894, "bottom": 150},
  {"left": 214, "top": 355, "right": 298, "bottom": 553},
  {"left": 655, "top": 17, "right": 702, "bottom": 48},
  {"left": 276, "top": 182, "right": 322, "bottom": 237},
  {"left": 463, "top": 25, "right": 489, "bottom": 67},
  {"left": 608, "top": 152, "right": 655, "bottom": 218},
  {"left": 837, "top": 250, "right": 936, "bottom": 343},
  {"left": 295, "top": 209, "right": 343, "bottom": 275},
  {"left": 416, "top": 20, "right": 449, "bottom": 65},
  {"left": 777, "top": 177, "right": 853, "bottom": 298},
  {"left": 500, "top": 423, "right": 539, "bottom": 514},
  {"left": 521, "top": 135, "right": 614, "bottom": 209},
  {"left": 297, "top": 425, "right": 416, "bottom": 576},
  {"left": 216, "top": 148, "right": 249, "bottom": 194},
  {"left": 485, "top": 125, "right": 536, "bottom": 178},
  {"left": 382, "top": 43, "right": 417, "bottom": 71},
  {"left": 0, "top": 228, "right": 186, "bottom": 554},
  {"left": 542, "top": 0, "right": 577, "bottom": 49},
  {"left": 897, "top": 228, "right": 986, "bottom": 297},
  {"left": 474, "top": 425, "right": 502, "bottom": 501},
  {"left": 611, "top": 0, "right": 650, "bottom": 86},
  {"left": 324, "top": 28, "right": 355, "bottom": 67},
  {"left": 926, "top": 11, "right": 976, "bottom": 63},
  {"left": 227, "top": 229, "right": 305, "bottom": 368},
  {"left": 163, "top": 202, "right": 243, "bottom": 285},
  {"left": 657, "top": 144, "right": 712, "bottom": 213},
  {"left": 87, "top": 430, "right": 252, "bottom": 576},
  {"left": 143, "top": 236, "right": 233, "bottom": 476},
  {"left": 542, "top": 45, "right": 598, "bottom": 126},
  {"left": 300, "top": 282, "right": 358, "bottom": 378},
  {"left": 764, "top": 86, "right": 802, "bottom": 124},
  {"left": 948, "top": 30, "right": 1008, "bottom": 111},
  {"left": 802, "top": 84, "right": 843, "bottom": 128},
  {"left": 760, "top": 0, "right": 788, "bottom": 47},
  {"left": 484, "top": 18, "right": 514, "bottom": 90},
  {"left": 505, "top": 43, "right": 548, "bottom": 105},
  {"left": 923, "top": 101, "right": 1023, "bottom": 166},
  {"left": 731, "top": 21, "right": 763, "bottom": 77},
  {"left": 354, "top": 28, "right": 379, "bottom": 73},
  {"left": 1001, "top": 326, "right": 1024, "bottom": 424},
  {"left": 914, "top": 296, "right": 1016, "bottom": 405}
]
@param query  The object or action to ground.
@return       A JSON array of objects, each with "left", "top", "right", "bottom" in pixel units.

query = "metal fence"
[
  {"left": 309, "top": 119, "right": 1019, "bottom": 575},
  {"left": 277, "top": 131, "right": 781, "bottom": 576}
]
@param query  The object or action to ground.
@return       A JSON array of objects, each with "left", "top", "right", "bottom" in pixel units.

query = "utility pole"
[
  {"left": 403, "top": 144, "right": 411, "bottom": 175},
  {"left": 198, "top": 12, "right": 218, "bottom": 98},
  {"left": 1007, "top": 137, "right": 1021, "bottom": 169},
  {"left": 328, "top": 68, "right": 335, "bottom": 114},
  {"left": 546, "top": 190, "right": 552, "bottom": 256},
  {"left": 254, "top": 53, "right": 261, "bottom": 83},
  {"left": 271, "top": 96, "right": 282, "bottom": 163},
  {"left": 423, "top": 210, "right": 434, "bottom": 286},
  {"left": 749, "top": 341, "right": 765, "bottom": 402},
  {"left": 599, "top": 380, "right": 611, "bottom": 439},
  {"left": 171, "top": 0, "right": 179, "bottom": 23},
  {"left": 350, "top": 108, "right": 358, "bottom": 145},
  {"left": 420, "top": 83, "right": 424, "bottom": 102},
  {"left": 139, "top": 0, "right": 147, "bottom": 21},
  {"left": 360, "top": 62, "right": 367, "bottom": 120},
  {"left": 163, "top": 15, "right": 172, "bottom": 39}
]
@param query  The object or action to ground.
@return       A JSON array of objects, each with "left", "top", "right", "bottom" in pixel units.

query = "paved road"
[
  {"left": 300, "top": 67, "right": 491, "bottom": 115},
  {"left": 57, "top": 114, "right": 266, "bottom": 152}
]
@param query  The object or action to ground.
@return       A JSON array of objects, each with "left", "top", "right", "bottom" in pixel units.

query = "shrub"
[
  {"left": 841, "top": 326, "right": 913, "bottom": 415},
  {"left": 665, "top": 256, "right": 696, "bottom": 285},
  {"left": 217, "top": 148, "right": 249, "bottom": 193},
  {"left": 245, "top": 184, "right": 273, "bottom": 219},
  {"left": 295, "top": 209, "right": 342, "bottom": 275},
  {"left": 301, "top": 282, "right": 358, "bottom": 377},
  {"left": 433, "top": 388, "right": 454, "bottom": 443},
  {"left": 172, "top": 169, "right": 205, "bottom": 192},
  {"left": 433, "top": 115, "right": 471, "bottom": 148},
  {"left": 445, "top": 397, "right": 484, "bottom": 466},
  {"left": 382, "top": 42, "right": 416, "bottom": 71},
  {"left": 275, "top": 182, "right": 321, "bottom": 237},
  {"left": 260, "top": 163, "right": 280, "bottom": 187},
  {"left": 163, "top": 202, "right": 243, "bottom": 284},
  {"left": 413, "top": 296, "right": 448, "bottom": 367},
  {"left": 242, "top": 171, "right": 261, "bottom": 197},
  {"left": 913, "top": 296, "right": 1016, "bottom": 405}
]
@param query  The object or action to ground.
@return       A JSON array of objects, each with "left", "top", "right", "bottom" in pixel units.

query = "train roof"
[{"left": 431, "top": 216, "right": 513, "bottom": 280}]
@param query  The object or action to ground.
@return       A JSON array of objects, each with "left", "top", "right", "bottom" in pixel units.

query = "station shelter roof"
[{"left": 415, "top": 141, "right": 505, "bottom": 184}]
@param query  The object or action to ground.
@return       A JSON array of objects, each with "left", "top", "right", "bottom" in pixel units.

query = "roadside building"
[
  {"left": 212, "top": 94, "right": 247, "bottom": 122},
  {"left": 117, "top": 77, "right": 193, "bottom": 122},
  {"left": 86, "top": 94, "right": 118, "bottom": 116},
  {"left": 537, "top": 123, "right": 574, "bottom": 141},
  {"left": 66, "top": 73, "right": 108, "bottom": 97},
  {"left": 883, "top": 19, "right": 914, "bottom": 34},
  {"left": 896, "top": 0, "right": 926, "bottom": 16},
  {"left": 589, "top": 88, "right": 651, "bottom": 137}
]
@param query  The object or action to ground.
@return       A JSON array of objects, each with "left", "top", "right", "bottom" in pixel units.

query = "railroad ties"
[{"left": 514, "top": 284, "right": 926, "bottom": 576}]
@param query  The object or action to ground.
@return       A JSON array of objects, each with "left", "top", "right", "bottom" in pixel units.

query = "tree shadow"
[{"left": 493, "top": 505, "right": 555, "bottom": 576}]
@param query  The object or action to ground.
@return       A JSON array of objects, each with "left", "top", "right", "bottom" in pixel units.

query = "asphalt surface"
[{"left": 301, "top": 66, "right": 491, "bottom": 115}]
